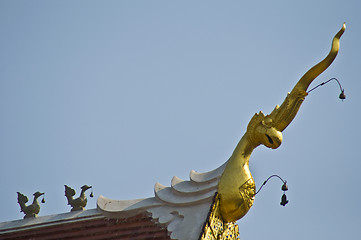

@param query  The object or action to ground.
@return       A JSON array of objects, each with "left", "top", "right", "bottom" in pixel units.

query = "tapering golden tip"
[{"left": 336, "top": 23, "right": 346, "bottom": 39}]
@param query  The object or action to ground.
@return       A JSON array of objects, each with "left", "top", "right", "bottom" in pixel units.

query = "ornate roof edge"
[
  {"left": 0, "top": 209, "right": 102, "bottom": 235},
  {"left": 198, "top": 193, "right": 239, "bottom": 240},
  {"left": 97, "top": 161, "right": 228, "bottom": 240},
  {"left": 0, "top": 162, "right": 228, "bottom": 240}
]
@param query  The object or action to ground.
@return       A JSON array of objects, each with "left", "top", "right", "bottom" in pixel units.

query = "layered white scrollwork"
[{"left": 97, "top": 161, "right": 227, "bottom": 240}]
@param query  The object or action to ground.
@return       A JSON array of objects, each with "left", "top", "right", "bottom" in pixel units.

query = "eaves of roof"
[{"left": 0, "top": 162, "right": 235, "bottom": 240}]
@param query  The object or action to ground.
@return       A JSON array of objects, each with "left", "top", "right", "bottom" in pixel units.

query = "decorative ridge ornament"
[
  {"left": 199, "top": 193, "right": 240, "bottom": 240},
  {"left": 17, "top": 192, "right": 45, "bottom": 219},
  {"left": 217, "top": 23, "right": 346, "bottom": 222},
  {"left": 65, "top": 185, "right": 93, "bottom": 212},
  {"left": 97, "top": 23, "right": 346, "bottom": 239},
  {"left": 97, "top": 162, "right": 227, "bottom": 240}
]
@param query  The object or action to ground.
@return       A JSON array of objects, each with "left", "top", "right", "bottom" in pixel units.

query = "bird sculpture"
[
  {"left": 17, "top": 191, "right": 45, "bottom": 219},
  {"left": 217, "top": 23, "right": 346, "bottom": 222},
  {"left": 64, "top": 185, "right": 93, "bottom": 211}
]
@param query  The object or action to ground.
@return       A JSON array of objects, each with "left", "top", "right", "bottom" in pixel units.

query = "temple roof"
[
  {"left": 97, "top": 161, "right": 227, "bottom": 240},
  {"left": 0, "top": 209, "right": 170, "bottom": 240},
  {"left": 0, "top": 161, "right": 238, "bottom": 240}
]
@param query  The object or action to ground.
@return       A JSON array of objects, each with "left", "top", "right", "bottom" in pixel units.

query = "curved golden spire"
[
  {"left": 295, "top": 23, "right": 346, "bottom": 93},
  {"left": 269, "top": 23, "right": 346, "bottom": 132},
  {"left": 218, "top": 23, "right": 346, "bottom": 223}
]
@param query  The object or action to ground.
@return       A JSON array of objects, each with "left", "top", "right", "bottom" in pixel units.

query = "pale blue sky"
[{"left": 1, "top": 1, "right": 360, "bottom": 239}]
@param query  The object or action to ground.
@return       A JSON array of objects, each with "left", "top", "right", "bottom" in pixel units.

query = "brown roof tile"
[{"left": 0, "top": 213, "right": 171, "bottom": 240}]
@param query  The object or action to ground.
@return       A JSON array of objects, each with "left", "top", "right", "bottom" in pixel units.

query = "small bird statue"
[
  {"left": 17, "top": 191, "right": 45, "bottom": 219},
  {"left": 64, "top": 185, "right": 93, "bottom": 211}
]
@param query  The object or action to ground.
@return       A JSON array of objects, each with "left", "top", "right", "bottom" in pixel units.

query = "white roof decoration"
[{"left": 97, "top": 161, "right": 228, "bottom": 240}]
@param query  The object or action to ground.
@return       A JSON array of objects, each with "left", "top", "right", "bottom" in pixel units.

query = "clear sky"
[{"left": 1, "top": 1, "right": 360, "bottom": 239}]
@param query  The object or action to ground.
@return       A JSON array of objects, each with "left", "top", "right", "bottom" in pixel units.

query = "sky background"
[{"left": 1, "top": 1, "right": 360, "bottom": 239}]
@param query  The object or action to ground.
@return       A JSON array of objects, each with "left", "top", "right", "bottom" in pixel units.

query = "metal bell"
[
  {"left": 280, "top": 193, "right": 288, "bottom": 206},
  {"left": 339, "top": 90, "right": 346, "bottom": 100},
  {"left": 281, "top": 182, "right": 288, "bottom": 191}
]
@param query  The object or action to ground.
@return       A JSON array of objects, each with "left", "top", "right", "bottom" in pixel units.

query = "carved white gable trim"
[{"left": 97, "top": 161, "right": 227, "bottom": 240}]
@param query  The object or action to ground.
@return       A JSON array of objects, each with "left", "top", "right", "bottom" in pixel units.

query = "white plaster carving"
[{"left": 97, "top": 161, "right": 228, "bottom": 240}]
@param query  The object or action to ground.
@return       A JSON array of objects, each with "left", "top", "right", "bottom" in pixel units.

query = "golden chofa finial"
[{"left": 217, "top": 23, "right": 345, "bottom": 223}]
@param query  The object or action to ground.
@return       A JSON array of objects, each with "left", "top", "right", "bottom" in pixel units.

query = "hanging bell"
[
  {"left": 42, "top": 196, "right": 45, "bottom": 203},
  {"left": 90, "top": 187, "right": 94, "bottom": 198},
  {"left": 339, "top": 90, "right": 346, "bottom": 100},
  {"left": 280, "top": 193, "right": 288, "bottom": 206},
  {"left": 281, "top": 182, "right": 288, "bottom": 191}
]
